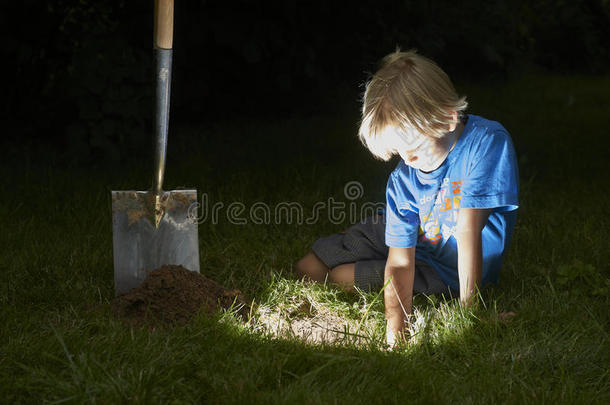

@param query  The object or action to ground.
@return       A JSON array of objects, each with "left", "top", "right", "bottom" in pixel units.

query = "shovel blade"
[{"left": 111, "top": 190, "right": 200, "bottom": 295}]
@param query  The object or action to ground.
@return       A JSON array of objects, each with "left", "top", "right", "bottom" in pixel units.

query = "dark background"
[{"left": 4, "top": 0, "right": 610, "bottom": 166}]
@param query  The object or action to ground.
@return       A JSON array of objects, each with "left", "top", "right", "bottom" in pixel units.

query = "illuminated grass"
[{"left": 249, "top": 276, "right": 385, "bottom": 347}]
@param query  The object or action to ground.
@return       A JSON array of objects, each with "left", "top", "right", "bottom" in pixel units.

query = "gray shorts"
[{"left": 312, "top": 215, "right": 449, "bottom": 294}]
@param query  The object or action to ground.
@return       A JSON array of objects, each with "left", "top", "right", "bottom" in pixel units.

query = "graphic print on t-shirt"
[{"left": 418, "top": 177, "right": 463, "bottom": 245}]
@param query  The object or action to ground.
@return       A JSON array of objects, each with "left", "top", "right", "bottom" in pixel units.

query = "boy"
[{"left": 295, "top": 50, "right": 519, "bottom": 346}]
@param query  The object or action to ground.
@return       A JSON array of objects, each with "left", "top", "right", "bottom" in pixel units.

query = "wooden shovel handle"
[{"left": 154, "top": 0, "right": 174, "bottom": 49}]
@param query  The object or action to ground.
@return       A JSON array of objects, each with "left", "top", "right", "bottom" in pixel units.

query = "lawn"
[{"left": 1, "top": 73, "right": 609, "bottom": 403}]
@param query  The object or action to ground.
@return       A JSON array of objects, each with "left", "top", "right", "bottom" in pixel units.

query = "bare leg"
[
  {"left": 295, "top": 251, "right": 329, "bottom": 282},
  {"left": 328, "top": 263, "right": 356, "bottom": 293},
  {"left": 295, "top": 252, "right": 356, "bottom": 293}
]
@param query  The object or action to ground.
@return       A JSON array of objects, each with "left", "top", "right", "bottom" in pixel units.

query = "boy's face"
[{"left": 389, "top": 126, "right": 451, "bottom": 172}]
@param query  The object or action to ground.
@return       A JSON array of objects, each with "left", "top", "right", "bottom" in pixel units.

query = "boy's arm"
[
  {"left": 455, "top": 208, "right": 492, "bottom": 305},
  {"left": 384, "top": 246, "right": 415, "bottom": 346}
]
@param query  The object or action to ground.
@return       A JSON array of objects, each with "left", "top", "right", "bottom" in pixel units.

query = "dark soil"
[{"left": 111, "top": 265, "right": 249, "bottom": 326}]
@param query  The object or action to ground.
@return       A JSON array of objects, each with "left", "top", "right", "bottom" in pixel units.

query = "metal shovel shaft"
[{"left": 153, "top": 48, "right": 171, "bottom": 197}]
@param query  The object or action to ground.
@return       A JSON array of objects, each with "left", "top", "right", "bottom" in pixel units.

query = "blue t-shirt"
[{"left": 385, "top": 114, "right": 519, "bottom": 291}]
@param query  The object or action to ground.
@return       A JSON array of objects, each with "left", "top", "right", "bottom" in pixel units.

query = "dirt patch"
[
  {"left": 253, "top": 300, "right": 379, "bottom": 346},
  {"left": 111, "top": 265, "right": 249, "bottom": 326}
]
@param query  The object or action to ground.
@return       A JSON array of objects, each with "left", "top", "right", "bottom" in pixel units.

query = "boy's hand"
[
  {"left": 386, "top": 328, "right": 399, "bottom": 349},
  {"left": 384, "top": 246, "right": 416, "bottom": 349},
  {"left": 386, "top": 318, "right": 409, "bottom": 349},
  {"left": 386, "top": 318, "right": 403, "bottom": 348}
]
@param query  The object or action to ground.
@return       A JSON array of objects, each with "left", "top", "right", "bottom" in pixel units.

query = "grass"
[{"left": 1, "top": 73, "right": 609, "bottom": 403}]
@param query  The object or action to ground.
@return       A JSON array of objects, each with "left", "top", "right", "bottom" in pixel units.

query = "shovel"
[{"left": 111, "top": 0, "right": 199, "bottom": 295}]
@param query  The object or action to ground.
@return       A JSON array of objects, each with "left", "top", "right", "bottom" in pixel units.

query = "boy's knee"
[
  {"left": 328, "top": 263, "right": 355, "bottom": 283},
  {"left": 295, "top": 256, "right": 309, "bottom": 278},
  {"left": 295, "top": 253, "right": 315, "bottom": 277},
  {"left": 294, "top": 252, "right": 328, "bottom": 281}
]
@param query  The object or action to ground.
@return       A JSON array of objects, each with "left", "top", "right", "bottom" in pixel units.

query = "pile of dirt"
[{"left": 111, "top": 265, "right": 248, "bottom": 326}]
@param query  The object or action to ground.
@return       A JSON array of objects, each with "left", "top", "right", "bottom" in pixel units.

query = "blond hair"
[{"left": 358, "top": 50, "right": 468, "bottom": 161}]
